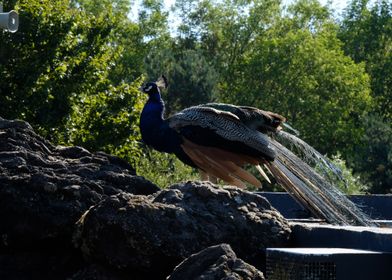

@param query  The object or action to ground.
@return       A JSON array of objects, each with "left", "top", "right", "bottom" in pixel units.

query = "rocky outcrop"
[
  {"left": 0, "top": 117, "right": 159, "bottom": 250},
  {"left": 168, "top": 244, "right": 265, "bottom": 280},
  {"left": 75, "top": 181, "right": 290, "bottom": 278},
  {"left": 0, "top": 117, "right": 159, "bottom": 278},
  {"left": 70, "top": 264, "right": 126, "bottom": 280},
  {"left": 0, "top": 117, "right": 291, "bottom": 279}
]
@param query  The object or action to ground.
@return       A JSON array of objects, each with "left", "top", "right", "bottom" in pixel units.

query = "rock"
[
  {"left": 69, "top": 264, "right": 127, "bottom": 280},
  {"left": 167, "top": 244, "right": 265, "bottom": 280},
  {"left": 0, "top": 117, "right": 159, "bottom": 249},
  {"left": 75, "top": 181, "right": 291, "bottom": 278},
  {"left": 0, "top": 117, "right": 291, "bottom": 279},
  {"left": 0, "top": 246, "right": 84, "bottom": 280}
]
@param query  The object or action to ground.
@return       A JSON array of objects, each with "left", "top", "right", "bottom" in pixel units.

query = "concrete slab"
[
  {"left": 258, "top": 192, "right": 392, "bottom": 220},
  {"left": 266, "top": 247, "right": 392, "bottom": 280},
  {"left": 268, "top": 247, "right": 385, "bottom": 255},
  {"left": 290, "top": 222, "right": 392, "bottom": 252}
]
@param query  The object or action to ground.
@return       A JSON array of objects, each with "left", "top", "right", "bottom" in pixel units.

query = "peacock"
[{"left": 139, "top": 75, "right": 375, "bottom": 227}]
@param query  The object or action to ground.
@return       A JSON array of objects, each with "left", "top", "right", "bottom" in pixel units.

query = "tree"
[
  {"left": 220, "top": 0, "right": 373, "bottom": 157},
  {"left": 71, "top": 0, "right": 131, "bottom": 16},
  {"left": 72, "top": 0, "right": 170, "bottom": 85},
  {"left": 255, "top": 34, "right": 370, "bottom": 157},
  {"left": 339, "top": 1, "right": 392, "bottom": 193},
  {"left": 65, "top": 80, "right": 146, "bottom": 165},
  {"left": 145, "top": 47, "right": 218, "bottom": 115},
  {"left": 339, "top": 0, "right": 392, "bottom": 120},
  {"left": 351, "top": 115, "right": 392, "bottom": 193},
  {"left": 174, "top": 0, "right": 281, "bottom": 84},
  {"left": 61, "top": 0, "right": 168, "bottom": 162},
  {"left": 0, "top": 0, "right": 119, "bottom": 139},
  {"left": 0, "top": 0, "right": 146, "bottom": 164}
]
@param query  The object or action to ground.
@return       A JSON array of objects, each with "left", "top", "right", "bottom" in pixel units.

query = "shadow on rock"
[
  {"left": 167, "top": 243, "right": 265, "bottom": 280},
  {"left": 0, "top": 117, "right": 159, "bottom": 278},
  {"left": 75, "top": 181, "right": 291, "bottom": 279},
  {"left": 0, "top": 117, "right": 291, "bottom": 279}
]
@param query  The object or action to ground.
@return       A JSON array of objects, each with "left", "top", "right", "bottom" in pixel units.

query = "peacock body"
[
  {"left": 139, "top": 76, "right": 375, "bottom": 227},
  {"left": 140, "top": 77, "right": 284, "bottom": 188}
]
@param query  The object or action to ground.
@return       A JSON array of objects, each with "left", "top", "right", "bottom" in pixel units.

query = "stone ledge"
[{"left": 290, "top": 222, "right": 392, "bottom": 252}]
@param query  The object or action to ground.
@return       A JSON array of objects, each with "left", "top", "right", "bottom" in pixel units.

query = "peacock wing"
[
  {"left": 167, "top": 105, "right": 276, "bottom": 161},
  {"left": 201, "top": 103, "right": 286, "bottom": 133}
]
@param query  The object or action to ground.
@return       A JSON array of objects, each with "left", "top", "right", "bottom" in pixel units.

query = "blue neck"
[
  {"left": 140, "top": 93, "right": 175, "bottom": 152},
  {"left": 141, "top": 93, "right": 165, "bottom": 124},
  {"left": 139, "top": 93, "right": 197, "bottom": 167}
]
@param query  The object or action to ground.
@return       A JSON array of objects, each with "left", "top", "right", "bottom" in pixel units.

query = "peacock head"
[{"left": 140, "top": 75, "right": 168, "bottom": 96}]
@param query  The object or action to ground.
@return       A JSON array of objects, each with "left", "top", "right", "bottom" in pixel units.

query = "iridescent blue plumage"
[
  {"left": 139, "top": 81, "right": 196, "bottom": 167},
  {"left": 138, "top": 76, "right": 374, "bottom": 226},
  {"left": 138, "top": 75, "right": 284, "bottom": 187},
  {"left": 139, "top": 90, "right": 168, "bottom": 151}
]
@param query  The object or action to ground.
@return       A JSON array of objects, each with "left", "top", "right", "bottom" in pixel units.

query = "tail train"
[{"left": 266, "top": 136, "right": 374, "bottom": 227}]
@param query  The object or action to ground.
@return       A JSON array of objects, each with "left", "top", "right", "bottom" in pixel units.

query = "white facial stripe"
[{"left": 145, "top": 85, "right": 153, "bottom": 92}]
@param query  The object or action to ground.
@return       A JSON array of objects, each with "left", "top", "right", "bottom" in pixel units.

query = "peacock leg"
[
  {"left": 208, "top": 175, "right": 218, "bottom": 184},
  {"left": 199, "top": 170, "right": 209, "bottom": 181},
  {"left": 199, "top": 170, "right": 218, "bottom": 184}
]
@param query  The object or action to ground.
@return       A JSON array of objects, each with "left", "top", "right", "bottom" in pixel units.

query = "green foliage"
[
  {"left": 329, "top": 153, "right": 368, "bottom": 194},
  {"left": 219, "top": 0, "right": 373, "bottom": 158},
  {"left": 0, "top": 0, "right": 118, "bottom": 140},
  {"left": 146, "top": 47, "right": 218, "bottom": 114},
  {"left": 1, "top": 0, "right": 390, "bottom": 192},
  {"left": 136, "top": 148, "right": 198, "bottom": 188},
  {"left": 72, "top": 0, "right": 161, "bottom": 84},
  {"left": 138, "top": 0, "right": 169, "bottom": 40},
  {"left": 0, "top": 0, "right": 161, "bottom": 166},
  {"left": 338, "top": 1, "right": 392, "bottom": 193},
  {"left": 71, "top": 0, "right": 131, "bottom": 16},
  {"left": 349, "top": 115, "right": 392, "bottom": 193},
  {"left": 339, "top": 0, "right": 392, "bottom": 120},
  {"left": 175, "top": 0, "right": 281, "bottom": 80},
  {"left": 64, "top": 79, "right": 146, "bottom": 165},
  {"left": 254, "top": 28, "right": 371, "bottom": 157}
]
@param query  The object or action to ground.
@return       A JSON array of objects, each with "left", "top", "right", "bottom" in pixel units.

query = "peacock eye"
[{"left": 144, "top": 85, "right": 153, "bottom": 92}]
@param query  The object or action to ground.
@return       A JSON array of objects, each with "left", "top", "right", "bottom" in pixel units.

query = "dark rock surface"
[
  {"left": 0, "top": 117, "right": 159, "bottom": 279},
  {"left": 70, "top": 264, "right": 126, "bottom": 280},
  {"left": 0, "top": 117, "right": 159, "bottom": 249},
  {"left": 75, "top": 181, "right": 290, "bottom": 278},
  {"left": 0, "top": 117, "right": 291, "bottom": 279},
  {"left": 0, "top": 247, "right": 84, "bottom": 280},
  {"left": 167, "top": 243, "right": 265, "bottom": 280}
]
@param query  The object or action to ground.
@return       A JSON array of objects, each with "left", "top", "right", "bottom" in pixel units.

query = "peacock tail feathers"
[
  {"left": 266, "top": 138, "right": 374, "bottom": 226},
  {"left": 139, "top": 76, "right": 374, "bottom": 226},
  {"left": 181, "top": 138, "right": 262, "bottom": 188}
]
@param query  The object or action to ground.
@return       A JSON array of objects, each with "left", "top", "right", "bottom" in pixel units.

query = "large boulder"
[
  {"left": 75, "top": 181, "right": 291, "bottom": 278},
  {"left": 167, "top": 243, "right": 265, "bottom": 280},
  {"left": 70, "top": 264, "right": 126, "bottom": 280},
  {"left": 0, "top": 117, "right": 292, "bottom": 279},
  {"left": 0, "top": 117, "right": 159, "bottom": 249},
  {"left": 0, "top": 246, "right": 84, "bottom": 280}
]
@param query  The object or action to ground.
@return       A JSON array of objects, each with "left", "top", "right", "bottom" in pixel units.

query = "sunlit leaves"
[
  {"left": 0, "top": 0, "right": 146, "bottom": 164},
  {"left": 339, "top": 0, "right": 392, "bottom": 120},
  {"left": 0, "top": 0, "right": 118, "bottom": 137},
  {"left": 66, "top": 79, "right": 146, "bottom": 165}
]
